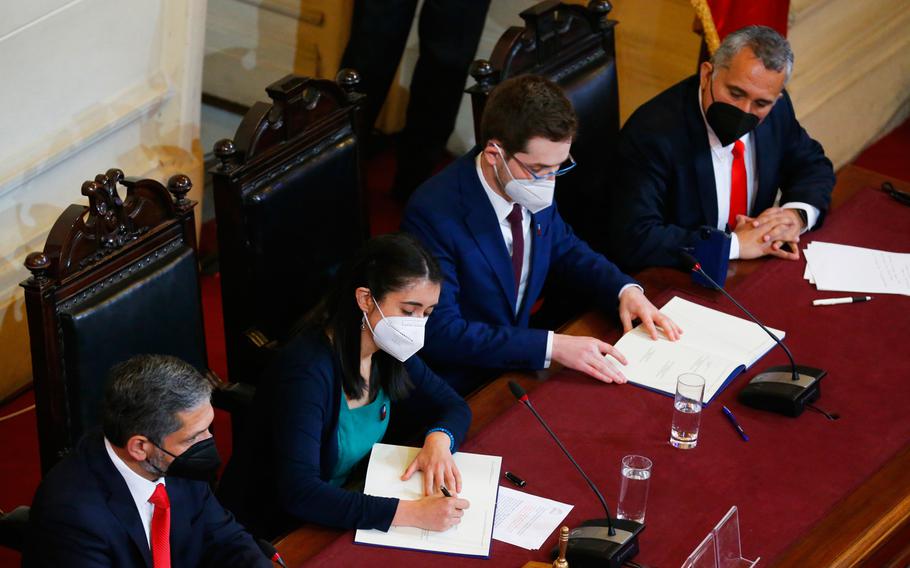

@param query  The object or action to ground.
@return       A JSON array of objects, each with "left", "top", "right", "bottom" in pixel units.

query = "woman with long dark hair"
[{"left": 219, "top": 233, "right": 471, "bottom": 538}]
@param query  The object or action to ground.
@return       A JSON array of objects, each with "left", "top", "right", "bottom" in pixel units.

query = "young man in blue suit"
[
  {"left": 402, "top": 75, "right": 681, "bottom": 395},
  {"left": 25, "top": 355, "right": 271, "bottom": 568},
  {"left": 610, "top": 25, "right": 835, "bottom": 270}
]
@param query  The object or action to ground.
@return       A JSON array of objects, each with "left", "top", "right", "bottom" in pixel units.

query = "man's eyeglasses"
[{"left": 511, "top": 153, "right": 577, "bottom": 180}]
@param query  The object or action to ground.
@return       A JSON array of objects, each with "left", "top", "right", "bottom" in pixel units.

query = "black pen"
[
  {"left": 504, "top": 471, "right": 527, "bottom": 487},
  {"left": 722, "top": 405, "right": 749, "bottom": 442},
  {"left": 440, "top": 485, "right": 452, "bottom": 497}
]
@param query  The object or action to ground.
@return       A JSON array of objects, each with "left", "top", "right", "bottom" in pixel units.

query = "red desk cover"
[{"left": 303, "top": 188, "right": 910, "bottom": 566}]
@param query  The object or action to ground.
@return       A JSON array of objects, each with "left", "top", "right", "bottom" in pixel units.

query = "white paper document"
[
  {"left": 492, "top": 486, "right": 573, "bottom": 550},
  {"left": 605, "top": 296, "right": 785, "bottom": 403},
  {"left": 803, "top": 241, "right": 910, "bottom": 296},
  {"left": 354, "top": 443, "right": 502, "bottom": 557}
]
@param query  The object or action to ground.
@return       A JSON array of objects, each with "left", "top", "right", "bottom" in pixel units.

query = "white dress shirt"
[
  {"left": 104, "top": 437, "right": 165, "bottom": 547},
  {"left": 698, "top": 86, "right": 819, "bottom": 258}
]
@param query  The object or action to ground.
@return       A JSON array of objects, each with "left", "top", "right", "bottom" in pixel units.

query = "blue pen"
[{"left": 722, "top": 405, "right": 749, "bottom": 442}]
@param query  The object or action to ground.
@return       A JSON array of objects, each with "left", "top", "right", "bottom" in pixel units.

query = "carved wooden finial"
[
  {"left": 336, "top": 67, "right": 361, "bottom": 95},
  {"left": 214, "top": 138, "right": 236, "bottom": 168},
  {"left": 167, "top": 174, "right": 192, "bottom": 208},
  {"left": 588, "top": 0, "right": 612, "bottom": 17},
  {"left": 470, "top": 59, "right": 496, "bottom": 92},
  {"left": 553, "top": 526, "right": 569, "bottom": 568},
  {"left": 24, "top": 252, "right": 52, "bottom": 284}
]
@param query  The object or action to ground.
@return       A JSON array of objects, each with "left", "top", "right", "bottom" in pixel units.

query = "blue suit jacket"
[
  {"left": 218, "top": 330, "right": 471, "bottom": 539},
  {"left": 402, "top": 150, "right": 636, "bottom": 394},
  {"left": 609, "top": 74, "right": 835, "bottom": 270},
  {"left": 25, "top": 431, "right": 269, "bottom": 568}
]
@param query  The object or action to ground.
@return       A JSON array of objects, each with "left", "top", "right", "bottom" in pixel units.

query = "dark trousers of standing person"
[{"left": 341, "top": 0, "right": 491, "bottom": 201}]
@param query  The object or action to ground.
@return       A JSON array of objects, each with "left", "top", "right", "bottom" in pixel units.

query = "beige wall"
[{"left": 0, "top": 0, "right": 207, "bottom": 400}]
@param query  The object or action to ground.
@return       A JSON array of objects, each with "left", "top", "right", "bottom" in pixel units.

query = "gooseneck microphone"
[
  {"left": 257, "top": 538, "right": 288, "bottom": 568},
  {"left": 508, "top": 381, "right": 643, "bottom": 568},
  {"left": 679, "top": 250, "right": 826, "bottom": 416}
]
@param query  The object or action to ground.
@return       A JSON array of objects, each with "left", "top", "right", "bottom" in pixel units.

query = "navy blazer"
[
  {"left": 218, "top": 330, "right": 471, "bottom": 539},
  {"left": 609, "top": 74, "right": 835, "bottom": 270},
  {"left": 402, "top": 150, "right": 636, "bottom": 394},
  {"left": 24, "top": 431, "right": 269, "bottom": 568}
]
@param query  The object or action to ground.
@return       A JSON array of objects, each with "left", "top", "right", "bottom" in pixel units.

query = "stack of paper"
[
  {"left": 492, "top": 487, "right": 573, "bottom": 550},
  {"left": 803, "top": 241, "right": 910, "bottom": 296}
]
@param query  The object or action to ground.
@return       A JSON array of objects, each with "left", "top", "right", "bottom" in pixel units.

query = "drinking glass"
[
  {"left": 670, "top": 373, "right": 705, "bottom": 449},
  {"left": 616, "top": 454, "right": 652, "bottom": 523}
]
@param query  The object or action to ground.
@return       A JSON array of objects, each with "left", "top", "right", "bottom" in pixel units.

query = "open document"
[
  {"left": 355, "top": 443, "right": 502, "bottom": 557},
  {"left": 605, "top": 296, "right": 785, "bottom": 403},
  {"left": 493, "top": 486, "right": 573, "bottom": 550}
]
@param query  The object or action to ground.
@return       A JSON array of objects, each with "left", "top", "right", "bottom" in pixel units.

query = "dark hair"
[
  {"left": 305, "top": 233, "right": 442, "bottom": 401},
  {"left": 479, "top": 75, "right": 578, "bottom": 155},
  {"left": 101, "top": 354, "right": 212, "bottom": 447}
]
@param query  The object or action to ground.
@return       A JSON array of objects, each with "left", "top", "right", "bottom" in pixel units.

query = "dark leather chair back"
[
  {"left": 210, "top": 71, "right": 368, "bottom": 384},
  {"left": 467, "top": 0, "right": 619, "bottom": 251},
  {"left": 21, "top": 169, "right": 205, "bottom": 474}
]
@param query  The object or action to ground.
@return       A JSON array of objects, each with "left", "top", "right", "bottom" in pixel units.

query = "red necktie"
[
  {"left": 728, "top": 140, "right": 747, "bottom": 229},
  {"left": 148, "top": 483, "right": 171, "bottom": 568},
  {"left": 506, "top": 204, "right": 524, "bottom": 296}
]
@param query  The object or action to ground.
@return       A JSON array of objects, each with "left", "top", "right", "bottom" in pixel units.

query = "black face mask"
[
  {"left": 704, "top": 77, "right": 760, "bottom": 147},
  {"left": 148, "top": 437, "right": 221, "bottom": 481}
]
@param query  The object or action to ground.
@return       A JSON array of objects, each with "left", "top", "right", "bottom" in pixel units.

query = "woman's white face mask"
[
  {"left": 362, "top": 299, "right": 426, "bottom": 362},
  {"left": 493, "top": 144, "right": 556, "bottom": 214}
]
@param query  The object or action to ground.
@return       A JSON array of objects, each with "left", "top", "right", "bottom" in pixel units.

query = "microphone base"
[
  {"left": 739, "top": 365, "right": 826, "bottom": 417},
  {"left": 553, "top": 518, "right": 644, "bottom": 568}
]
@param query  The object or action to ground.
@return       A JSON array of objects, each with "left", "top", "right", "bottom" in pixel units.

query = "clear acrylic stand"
[{"left": 681, "top": 506, "right": 760, "bottom": 568}]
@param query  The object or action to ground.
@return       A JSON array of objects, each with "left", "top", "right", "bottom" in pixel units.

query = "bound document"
[
  {"left": 605, "top": 296, "right": 785, "bottom": 403},
  {"left": 354, "top": 443, "right": 502, "bottom": 557}
]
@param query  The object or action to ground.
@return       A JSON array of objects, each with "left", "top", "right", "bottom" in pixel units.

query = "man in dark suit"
[
  {"left": 25, "top": 355, "right": 271, "bottom": 568},
  {"left": 610, "top": 25, "right": 835, "bottom": 270},
  {"left": 402, "top": 75, "right": 681, "bottom": 395}
]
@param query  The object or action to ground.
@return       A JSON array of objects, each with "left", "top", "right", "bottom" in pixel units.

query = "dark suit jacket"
[
  {"left": 217, "top": 330, "right": 471, "bottom": 539},
  {"left": 24, "top": 431, "right": 270, "bottom": 568},
  {"left": 609, "top": 74, "right": 835, "bottom": 270},
  {"left": 402, "top": 150, "right": 636, "bottom": 394}
]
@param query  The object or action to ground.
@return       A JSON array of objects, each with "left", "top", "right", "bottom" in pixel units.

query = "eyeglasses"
[{"left": 510, "top": 153, "right": 577, "bottom": 180}]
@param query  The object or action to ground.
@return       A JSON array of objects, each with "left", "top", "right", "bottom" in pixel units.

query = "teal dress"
[{"left": 329, "top": 387, "right": 391, "bottom": 486}]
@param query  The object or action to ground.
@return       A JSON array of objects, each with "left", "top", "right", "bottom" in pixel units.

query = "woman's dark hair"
[{"left": 305, "top": 233, "right": 442, "bottom": 401}]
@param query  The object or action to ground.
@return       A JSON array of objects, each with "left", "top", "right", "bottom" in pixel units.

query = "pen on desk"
[
  {"left": 812, "top": 296, "right": 872, "bottom": 306},
  {"left": 721, "top": 405, "right": 749, "bottom": 442},
  {"left": 440, "top": 485, "right": 452, "bottom": 498},
  {"left": 504, "top": 471, "right": 527, "bottom": 487}
]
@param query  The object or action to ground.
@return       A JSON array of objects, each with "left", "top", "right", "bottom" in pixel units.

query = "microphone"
[
  {"left": 679, "top": 251, "right": 826, "bottom": 416},
  {"left": 508, "top": 381, "right": 643, "bottom": 568},
  {"left": 257, "top": 538, "right": 288, "bottom": 568}
]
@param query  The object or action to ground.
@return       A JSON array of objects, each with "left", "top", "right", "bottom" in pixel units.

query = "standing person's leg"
[
  {"left": 393, "top": 0, "right": 491, "bottom": 200},
  {"left": 341, "top": 0, "right": 420, "bottom": 138}
]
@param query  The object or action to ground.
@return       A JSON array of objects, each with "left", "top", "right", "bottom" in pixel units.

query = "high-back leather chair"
[
  {"left": 20, "top": 169, "right": 208, "bottom": 475},
  {"left": 210, "top": 70, "right": 368, "bottom": 384},
  {"left": 466, "top": 0, "right": 619, "bottom": 251}
]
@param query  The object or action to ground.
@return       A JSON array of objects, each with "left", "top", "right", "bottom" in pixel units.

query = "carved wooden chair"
[
  {"left": 466, "top": 0, "right": 619, "bottom": 251},
  {"left": 19, "top": 169, "right": 244, "bottom": 476},
  {"left": 210, "top": 70, "right": 368, "bottom": 384}
]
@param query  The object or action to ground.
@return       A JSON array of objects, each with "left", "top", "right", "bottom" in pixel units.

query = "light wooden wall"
[{"left": 0, "top": 1, "right": 207, "bottom": 401}]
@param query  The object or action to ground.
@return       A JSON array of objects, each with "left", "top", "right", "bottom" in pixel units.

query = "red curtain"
[{"left": 707, "top": 0, "right": 790, "bottom": 39}]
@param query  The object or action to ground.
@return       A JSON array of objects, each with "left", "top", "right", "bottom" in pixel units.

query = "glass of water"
[
  {"left": 616, "top": 455, "right": 652, "bottom": 523},
  {"left": 670, "top": 373, "right": 705, "bottom": 449}
]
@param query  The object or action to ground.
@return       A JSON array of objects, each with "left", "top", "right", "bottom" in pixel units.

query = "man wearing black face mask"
[
  {"left": 609, "top": 25, "right": 835, "bottom": 270},
  {"left": 25, "top": 355, "right": 271, "bottom": 567}
]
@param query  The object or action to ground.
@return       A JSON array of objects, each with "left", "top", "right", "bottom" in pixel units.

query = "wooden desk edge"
[{"left": 772, "top": 444, "right": 910, "bottom": 567}]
